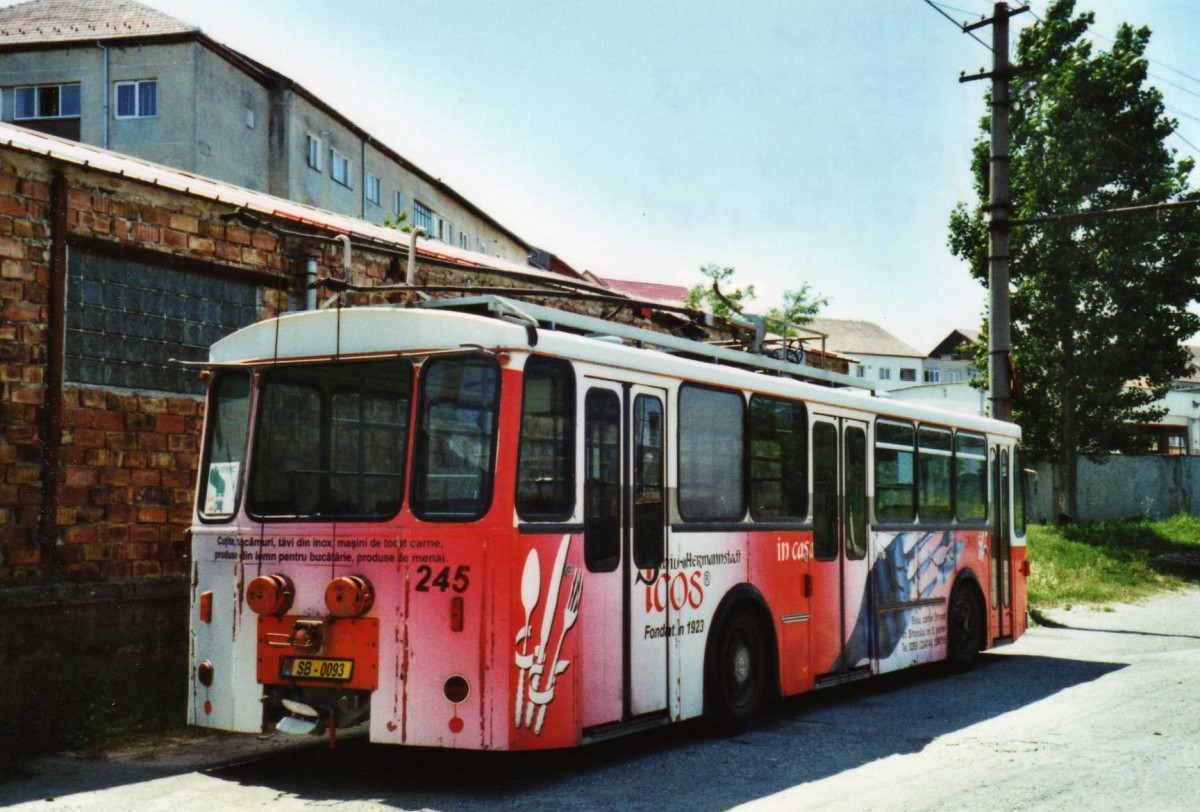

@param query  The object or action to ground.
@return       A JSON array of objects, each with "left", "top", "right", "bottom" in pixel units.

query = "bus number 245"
[{"left": 415, "top": 564, "right": 470, "bottom": 593}]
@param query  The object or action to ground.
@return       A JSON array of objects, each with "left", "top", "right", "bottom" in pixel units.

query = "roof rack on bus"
[{"left": 417, "top": 295, "right": 877, "bottom": 392}]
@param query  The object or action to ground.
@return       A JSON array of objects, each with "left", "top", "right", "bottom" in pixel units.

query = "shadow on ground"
[
  {"left": 0, "top": 650, "right": 1125, "bottom": 810},
  {"left": 209, "top": 653, "right": 1122, "bottom": 810}
]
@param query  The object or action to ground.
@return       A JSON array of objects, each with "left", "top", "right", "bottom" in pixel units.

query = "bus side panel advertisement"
[{"left": 871, "top": 530, "right": 987, "bottom": 673}]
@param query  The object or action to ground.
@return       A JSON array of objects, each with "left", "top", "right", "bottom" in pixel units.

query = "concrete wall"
[
  {"left": 194, "top": 46, "right": 272, "bottom": 192},
  {"left": 0, "top": 39, "right": 531, "bottom": 267},
  {"left": 1028, "top": 456, "right": 1200, "bottom": 524}
]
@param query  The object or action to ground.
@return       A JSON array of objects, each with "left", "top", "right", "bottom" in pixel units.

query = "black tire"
[
  {"left": 946, "top": 584, "right": 984, "bottom": 670},
  {"left": 705, "top": 610, "right": 767, "bottom": 734}
]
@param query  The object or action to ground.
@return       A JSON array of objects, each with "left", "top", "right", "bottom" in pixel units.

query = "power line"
[
  {"left": 922, "top": 0, "right": 993, "bottom": 52},
  {"left": 1172, "top": 130, "right": 1200, "bottom": 156}
]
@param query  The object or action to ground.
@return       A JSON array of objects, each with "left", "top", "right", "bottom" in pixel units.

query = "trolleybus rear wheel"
[{"left": 947, "top": 585, "right": 983, "bottom": 669}]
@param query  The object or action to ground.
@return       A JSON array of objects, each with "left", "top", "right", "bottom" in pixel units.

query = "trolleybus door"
[
  {"left": 991, "top": 446, "right": 1014, "bottom": 640},
  {"left": 810, "top": 416, "right": 870, "bottom": 682},
  {"left": 579, "top": 382, "right": 669, "bottom": 730}
]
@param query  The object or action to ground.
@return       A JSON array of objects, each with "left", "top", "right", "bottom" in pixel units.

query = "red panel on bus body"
[
  {"left": 747, "top": 529, "right": 816, "bottom": 696},
  {"left": 257, "top": 616, "right": 379, "bottom": 691}
]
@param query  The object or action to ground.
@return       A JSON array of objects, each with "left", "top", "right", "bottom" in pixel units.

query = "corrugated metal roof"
[
  {"left": 805, "top": 317, "right": 924, "bottom": 358},
  {"left": 594, "top": 276, "right": 689, "bottom": 306},
  {"left": 0, "top": 120, "right": 608, "bottom": 293},
  {"left": 0, "top": 0, "right": 194, "bottom": 45}
]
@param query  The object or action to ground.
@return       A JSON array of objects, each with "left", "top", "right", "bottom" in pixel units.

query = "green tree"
[
  {"left": 948, "top": 0, "right": 1200, "bottom": 519},
  {"left": 765, "top": 283, "right": 827, "bottom": 329},
  {"left": 684, "top": 263, "right": 755, "bottom": 318},
  {"left": 684, "top": 264, "right": 825, "bottom": 328},
  {"left": 382, "top": 210, "right": 411, "bottom": 232}
]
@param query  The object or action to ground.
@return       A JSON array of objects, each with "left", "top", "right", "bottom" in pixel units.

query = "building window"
[
  {"left": 15, "top": 83, "right": 81, "bottom": 119},
  {"left": 413, "top": 200, "right": 433, "bottom": 233},
  {"left": 392, "top": 191, "right": 403, "bottom": 217},
  {"left": 855, "top": 365, "right": 866, "bottom": 378},
  {"left": 331, "top": 149, "right": 352, "bottom": 187},
  {"left": 879, "top": 368, "right": 892, "bottom": 381},
  {"left": 306, "top": 134, "right": 322, "bottom": 171},
  {"left": 365, "top": 173, "right": 381, "bottom": 205},
  {"left": 114, "top": 80, "right": 157, "bottom": 118},
  {"left": 436, "top": 217, "right": 454, "bottom": 244},
  {"left": 459, "top": 232, "right": 469, "bottom": 250},
  {"left": 924, "top": 370, "right": 941, "bottom": 383},
  {"left": 900, "top": 368, "right": 917, "bottom": 382}
]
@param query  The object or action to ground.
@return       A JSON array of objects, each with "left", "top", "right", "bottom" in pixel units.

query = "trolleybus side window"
[
  {"left": 411, "top": 354, "right": 501, "bottom": 521},
  {"left": 584, "top": 389, "right": 621, "bottom": 572},
  {"left": 516, "top": 356, "right": 575, "bottom": 521},
  {"left": 632, "top": 394, "right": 665, "bottom": 569},
  {"left": 918, "top": 425, "right": 953, "bottom": 521},
  {"left": 749, "top": 395, "right": 808, "bottom": 520},
  {"left": 247, "top": 360, "right": 412, "bottom": 520},
  {"left": 812, "top": 421, "right": 838, "bottom": 560},
  {"left": 1014, "top": 446, "right": 1027, "bottom": 536},
  {"left": 875, "top": 419, "right": 916, "bottom": 522},
  {"left": 198, "top": 370, "right": 251, "bottom": 520},
  {"left": 955, "top": 430, "right": 988, "bottom": 522},
  {"left": 678, "top": 384, "right": 745, "bottom": 521},
  {"left": 846, "top": 426, "right": 868, "bottom": 559}
]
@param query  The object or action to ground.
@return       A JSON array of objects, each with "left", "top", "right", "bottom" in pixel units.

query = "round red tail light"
[
  {"left": 325, "top": 575, "right": 374, "bottom": 618},
  {"left": 246, "top": 574, "right": 295, "bottom": 616}
]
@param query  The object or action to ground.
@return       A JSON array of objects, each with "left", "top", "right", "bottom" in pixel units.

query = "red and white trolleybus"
[{"left": 188, "top": 295, "right": 1028, "bottom": 749}]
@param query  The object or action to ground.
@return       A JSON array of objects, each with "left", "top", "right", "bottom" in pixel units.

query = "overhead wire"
[{"left": 921, "top": 0, "right": 993, "bottom": 52}]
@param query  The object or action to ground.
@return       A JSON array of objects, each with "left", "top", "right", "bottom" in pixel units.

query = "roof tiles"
[{"left": 0, "top": 0, "right": 194, "bottom": 45}]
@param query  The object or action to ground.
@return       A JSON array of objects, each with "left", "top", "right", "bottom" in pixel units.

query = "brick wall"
[{"left": 0, "top": 150, "right": 297, "bottom": 583}]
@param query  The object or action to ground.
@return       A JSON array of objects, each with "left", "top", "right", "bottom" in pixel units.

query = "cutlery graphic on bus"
[
  {"left": 523, "top": 535, "right": 570, "bottom": 729},
  {"left": 514, "top": 549, "right": 541, "bottom": 727},
  {"left": 532, "top": 569, "right": 582, "bottom": 734}
]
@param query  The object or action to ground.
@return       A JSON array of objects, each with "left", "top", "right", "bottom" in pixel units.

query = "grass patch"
[{"left": 1028, "top": 514, "right": 1200, "bottom": 609}]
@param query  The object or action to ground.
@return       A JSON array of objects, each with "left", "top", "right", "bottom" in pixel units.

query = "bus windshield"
[{"left": 248, "top": 359, "right": 413, "bottom": 520}]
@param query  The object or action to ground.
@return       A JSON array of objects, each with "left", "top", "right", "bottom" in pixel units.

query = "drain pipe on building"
[{"left": 96, "top": 42, "right": 109, "bottom": 148}]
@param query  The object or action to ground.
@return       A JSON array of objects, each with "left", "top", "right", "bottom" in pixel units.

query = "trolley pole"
[{"left": 960, "top": 3, "right": 1027, "bottom": 422}]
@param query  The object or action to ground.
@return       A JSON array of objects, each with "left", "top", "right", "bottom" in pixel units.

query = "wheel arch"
[{"left": 704, "top": 583, "right": 781, "bottom": 704}]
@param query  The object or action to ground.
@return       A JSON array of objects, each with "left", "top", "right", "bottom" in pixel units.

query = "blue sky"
[{"left": 144, "top": 0, "right": 1200, "bottom": 351}]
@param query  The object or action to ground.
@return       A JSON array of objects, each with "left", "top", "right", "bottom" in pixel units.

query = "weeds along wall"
[{"left": 0, "top": 144, "right": 624, "bottom": 759}]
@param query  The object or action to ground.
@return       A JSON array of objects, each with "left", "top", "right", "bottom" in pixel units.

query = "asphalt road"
[{"left": 4, "top": 588, "right": 1199, "bottom": 812}]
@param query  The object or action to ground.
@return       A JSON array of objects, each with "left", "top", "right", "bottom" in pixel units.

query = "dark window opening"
[
  {"left": 679, "top": 384, "right": 745, "bottom": 521},
  {"left": 584, "top": 389, "right": 621, "bottom": 572},
  {"left": 198, "top": 371, "right": 252, "bottom": 520},
  {"left": 411, "top": 354, "right": 501, "bottom": 521},
  {"left": 632, "top": 394, "right": 665, "bottom": 569},
  {"left": 248, "top": 360, "right": 412, "bottom": 520},
  {"left": 875, "top": 419, "right": 916, "bottom": 522},
  {"left": 749, "top": 395, "right": 808, "bottom": 520},
  {"left": 516, "top": 356, "right": 575, "bottom": 520}
]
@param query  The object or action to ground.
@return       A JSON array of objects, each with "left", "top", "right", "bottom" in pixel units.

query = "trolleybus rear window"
[
  {"left": 411, "top": 353, "right": 501, "bottom": 521},
  {"left": 247, "top": 360, "right": 412, "bottom": 520},
  {"left": 198, "top": 370, "right": 251, "bottom": 520}
]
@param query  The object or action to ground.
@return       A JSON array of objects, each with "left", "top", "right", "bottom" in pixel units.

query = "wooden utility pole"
[{"left": 961, "top": 3, "right": 1028, "bottom": 422}]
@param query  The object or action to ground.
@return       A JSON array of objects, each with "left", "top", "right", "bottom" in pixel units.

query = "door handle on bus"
[{"left": 804, "top": 574, "right": 813, "bottom": 598}]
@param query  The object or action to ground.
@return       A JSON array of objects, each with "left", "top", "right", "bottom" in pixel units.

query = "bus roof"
[{"left": 207, "top": 296, "right": 1019, "bottom": 439}]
